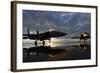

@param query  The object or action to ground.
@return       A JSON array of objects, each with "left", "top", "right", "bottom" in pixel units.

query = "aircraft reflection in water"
[
  {"left": 26, "top": 46, "right": 66, "bottom": 57},
  {"left": 23, "top": 28, "right": 66, "bottom": 46},
  {"left": 23, "top": 43, "right": 90, "bottom": 62}
]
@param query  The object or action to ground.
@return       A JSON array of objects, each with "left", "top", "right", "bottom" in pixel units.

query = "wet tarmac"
[{"left": 23, "top": 42, "right": 91, "bottom": 63}]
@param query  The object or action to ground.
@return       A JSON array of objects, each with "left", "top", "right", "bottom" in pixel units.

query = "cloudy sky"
[{"left": 23, "top": 10, "right": 91, "bottom": 37}]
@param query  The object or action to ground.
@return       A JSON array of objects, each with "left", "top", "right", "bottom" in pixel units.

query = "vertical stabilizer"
[{"left": 27, "top": 28, "right": 30, "bottom": 36}]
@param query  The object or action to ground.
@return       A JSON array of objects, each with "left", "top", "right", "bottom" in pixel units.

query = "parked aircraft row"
[{"left": 23, "top": 28, "right": 90, "bottom": 46}]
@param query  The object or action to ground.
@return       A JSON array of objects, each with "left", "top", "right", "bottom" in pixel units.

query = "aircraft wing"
[
  {"left": 23, "top": 34, "right": 28, "bottom": 39},
  {"left": 23, "top": 30, "right": 66, "bottom": 40},
  {"left": 23, "top": 34, "right": 37, "bottom": 39},
  {"left": 71, "top": 36, "right": 80, "bottom": 39}
]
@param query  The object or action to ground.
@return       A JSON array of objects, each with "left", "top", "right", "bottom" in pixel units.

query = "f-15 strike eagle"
[
  {"left": 23, "top": 28, "right": 66, "bottom": 46},
  {"left": 71, "top": 32, "right": 90, "bottom": 44}
]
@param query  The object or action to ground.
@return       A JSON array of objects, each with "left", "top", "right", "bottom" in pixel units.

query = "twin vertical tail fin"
[
  {"left": 27, "top": 27, "right": 39, "bottom": 38},
  {"left": 36, "top": 29, "right": 39, "bottom": 36},
  {"left": 36, "top": 29, "right": 39, "bottom": 40},
  {"left": 27, "top": 28, "right": 30, "bottom": 37}
]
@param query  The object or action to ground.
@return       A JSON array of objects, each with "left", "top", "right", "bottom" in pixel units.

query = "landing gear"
[
  {"left": 35, "top": 40, "right": 37, "bottom": 46},
  {"left": 34, "top": 40, "right": 45, "bottom": 46},
  {"left": 80, "top": 32, "right": 88, "bottom": 44},
  {"left": 43, "top": 40, "right": 45, "bottom": 46},
  {"left": 80, "top": 38, "right": 88, "bottom": 45}
]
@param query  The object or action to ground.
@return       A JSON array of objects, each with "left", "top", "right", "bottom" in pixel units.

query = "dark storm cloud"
[{"left": 23, "top": 10, "right": 91, "bottom": 37}]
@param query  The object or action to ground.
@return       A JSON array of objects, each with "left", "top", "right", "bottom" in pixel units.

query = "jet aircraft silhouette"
[{"left": 23, "top": 28, "right": 66, "bottom": 45}]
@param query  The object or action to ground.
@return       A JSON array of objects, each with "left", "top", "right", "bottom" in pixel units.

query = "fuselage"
[{"left": 23, "top": 30, "right": 66, "bottom": 41}]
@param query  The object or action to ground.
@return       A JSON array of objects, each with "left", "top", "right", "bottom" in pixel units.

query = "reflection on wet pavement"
[{"left": 23, "top": 43, "right": 90, "bottom": 63}]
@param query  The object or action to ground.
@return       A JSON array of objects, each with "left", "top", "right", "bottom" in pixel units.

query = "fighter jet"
[
  {"left": 71, "top": 32, "right": 90, "bottom": 44},
  {"left": 23, "top": 28, "right": 66, "bottom": 46}
]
